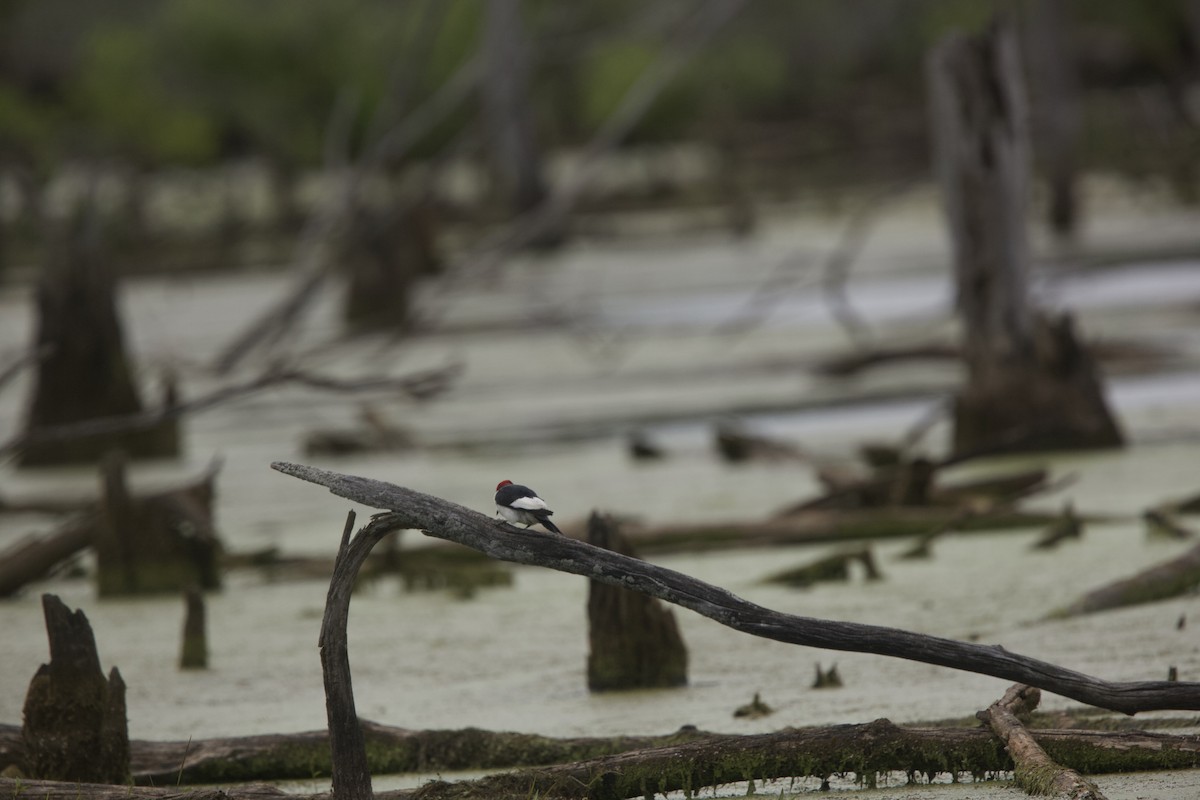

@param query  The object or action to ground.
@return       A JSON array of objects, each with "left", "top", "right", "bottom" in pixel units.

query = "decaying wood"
[
  {"left": 1031, "top": 503, "right": 1083, "bottom": 550},
  {"left": 611, "top": 507, "right": 1060, "bottom": 553},
  {"left": 20, "top": 595, "right": 129, "bottom": 783},
  {"left": 95, "top": 453, "right": 222, "bottom": 597},
  {"left": 586, "top": 513, "right": 687, "bottom": 691},
  {"left": 763, "top": 547, "right": 881, "bottom": 588},
  {"left": 927, "top": 22, "right": 1123, "bottom": 456},
  {"left": 18, "top": 204, "right": 178, "bottom": 466},
  {"left": 272, "top": 462, "right": 1200, "bottom": 714},
  {"left": 0, "top": 721, "right": 714, "bottom": 785},
  {"left": 0, "top": 463, "right": 226, "bottom": 598},
  {"left": 0, "top": 515, "right": 93, "bottom": 598},
  {"left": 1053, "top": 539, "right": 1200, "bottom": 619},
  {"left": 320, "top": 511, "right": 378, "bottom": 800},
  {"left": 4, "top": 721, "right": 1200, "bottom": 797},
  {"left": 978, "top": 684, "right": 1108, "bottom": 799}
]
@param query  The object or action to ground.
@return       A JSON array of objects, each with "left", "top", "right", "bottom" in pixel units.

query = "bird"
[{"left": 494, "top": 480, "right": 562, "bottom": 534}]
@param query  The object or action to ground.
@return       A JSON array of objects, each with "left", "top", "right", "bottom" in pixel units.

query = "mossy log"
[
  {"left": 1053, "top": 540, "right": 1200, "bottom": 618},
  {"left": 586, "top": 513, "right": 687, "bottom": 691},
  {"left": 4, "top": 721, "right": 1200, "bottom": 798},
  {"left": 19, "top": 595, "right": 129, "bottom": 783},
  {"left": 17, "top": 207, "right": 178, "bottom": 467}
]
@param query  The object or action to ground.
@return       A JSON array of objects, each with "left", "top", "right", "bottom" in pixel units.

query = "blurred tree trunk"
[
  {"left": 927, "top": 22, "right": 1123, "bottom": 456},
  {"left": 18, "top": 200, "right": 180, "bottom": 466},
  {"left": 481, "top": 0, "right": 562, "bottom": 246},
  {"left": 1023, "top": 0, "right": 1082, "bottom": 237}
]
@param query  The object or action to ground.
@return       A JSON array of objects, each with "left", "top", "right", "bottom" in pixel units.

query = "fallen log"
[
  {"left": 1052, "top": 539, "right": 1200, "bottom": 618},
  {"left": 0, "top": 722, "right": 711, "bottom": 785},
  {"left": 0, "top": 463, "right": 225, "bottom": 598},
  {"left": 610, "top": 507, "right": 1060, "bottom": 553},
  {"left": 272, "top": 462, "right": 1200, "bottom": 714},
  {"left": 0, "top": 515, "right": 94, "bottom": 598},
  {"left": 978, "top": 684, "right": 1107, "bottom": 799},
  {"left": 3, "top": 722, "right": 1200, "bottom": 799}
]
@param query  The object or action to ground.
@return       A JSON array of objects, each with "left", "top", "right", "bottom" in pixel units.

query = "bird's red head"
[{"left": 495, "top": 480, "right": 513, "bottom": 491}]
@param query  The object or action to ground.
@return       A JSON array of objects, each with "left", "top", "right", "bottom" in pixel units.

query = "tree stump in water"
[
  {"left": 21, "top": 594, "right": 129, "bottom": 783},
  {"left": 95, "top": 452, "right": 223, "bottom": 596},
  {"left": 341, "top": 203, "right": 439, "bottom": 332},
  {"left": 17, "top": 204, "right": 179, "bottom": 467},
  {"left": 179, "top": 586, "right": 208, "bottom": 670},
  {"left": 927, "top": 22, "right": 1123, "bottom": 456},
  {"left": 586, "top": 512, "right": 687, "bottom": 691}
]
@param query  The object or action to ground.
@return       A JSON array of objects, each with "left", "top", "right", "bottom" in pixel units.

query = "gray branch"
[{"left": 271, "top": 461, "right": 1200, "bottom": 715}]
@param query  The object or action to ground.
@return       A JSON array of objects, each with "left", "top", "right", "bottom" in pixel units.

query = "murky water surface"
[{"left": 1, "top": 201, "right": 1199, "bottom": 797}]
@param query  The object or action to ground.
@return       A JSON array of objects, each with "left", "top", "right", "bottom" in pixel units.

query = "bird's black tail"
[{"left": 537, "top": 512, "right": 562, "bottom": 534}]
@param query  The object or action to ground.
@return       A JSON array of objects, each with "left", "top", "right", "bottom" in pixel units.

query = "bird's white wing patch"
[{"left": 510, "top": 496, "right": 548, "bottom": 511}]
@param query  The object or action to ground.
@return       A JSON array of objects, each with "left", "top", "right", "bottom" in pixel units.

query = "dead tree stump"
[
  {"left": 927, "top": 21, "right": 1123, "bottom": 456},
  {"left": 17, "top": 203, "right": 179, "bottom": 467},
  {"left": 342, "top": 203, "right": 439, "bottom": 332},
  {"left": 95, "top": 452, "right": 223, "bottom": 596},
  {"left": 586, "top": 512, "right": 687, "bottom": 692},
  {"left": 21, "top": 594, "right": 129, "bottom": 783}
]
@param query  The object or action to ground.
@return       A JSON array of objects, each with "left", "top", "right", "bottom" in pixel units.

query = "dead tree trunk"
[
  {"left": 586, "top": 512, "right": 687, "bottom": 691},
  {"left": 95, "top": 452, "right": 223, "bottom": 596},
  {"left": 1053, "top": 538, "right": 1200, "bottom": 619},
  {"left": 20, "top": 594, "right": 130, "bottom": 783},
  {"left": 1023, "top": 0, "right": 1083, "bottom": 237},
  {"left": 179, "top": 586, "right": 208, "bottom": 670},
  {"left": 17, "top": 202, "right": 179, "bottom": 467},
  {"left": 341, "top": 203, "right": 439, "bottom": 332},
  {"left": 481, "top": 0, "right": 561, "bottom": 246},
  {"left": 927, "top": 21, "right": 1123, "bottom": 456}
]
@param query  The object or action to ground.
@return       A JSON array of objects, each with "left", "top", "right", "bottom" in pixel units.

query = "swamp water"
[{"left": 1, "top": 197, "right": 1200, "bottom": 797}]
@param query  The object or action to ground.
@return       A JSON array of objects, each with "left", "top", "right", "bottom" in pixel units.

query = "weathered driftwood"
[
  {"left": 1144, "top": 509, "right": 1196, "bottom": 541},
  {"left": 586, "top": 513, "right": 687, "bottom": 691},
  {"left": 978, "top": 684, "right": 1107, "bottom": 800},
  {"left": 1053, "top": 540, "right": 1200, "bottom": 619},
  {"left": 20, "top": 595, "right": 129, "bottom": 783},
  {"left": 272, "top": 462, "right": 1200, "bottom": 714},
  {"left": 927, "top": 22, "right": 1123, "bottom": 456},
  {"left": 713, "top": 421, "right": 805, "bottom": 463}
]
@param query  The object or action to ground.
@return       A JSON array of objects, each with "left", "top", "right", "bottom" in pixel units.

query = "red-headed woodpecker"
[{"left": 495, "top": 480, "right": 562, "bottom": 534}]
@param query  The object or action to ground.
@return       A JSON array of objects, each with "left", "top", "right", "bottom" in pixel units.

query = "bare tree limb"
[
  {"left": 0, "top": 363, "right": 460, "bottom": 461},
  {"left": 978, "top": 684, "right": 1108, "bottom": 799},
  {"left": 272, "top": 461, "right": 1200, "bottom": 715}
]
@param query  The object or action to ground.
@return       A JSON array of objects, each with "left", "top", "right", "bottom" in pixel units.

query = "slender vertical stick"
[{"left": 318, "top": 510, "right": 405, "bottom": 800}]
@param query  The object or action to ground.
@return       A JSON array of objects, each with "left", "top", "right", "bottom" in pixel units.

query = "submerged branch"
[{"left": 271, "top": 461, "right": 1200, "bottom": 715}]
